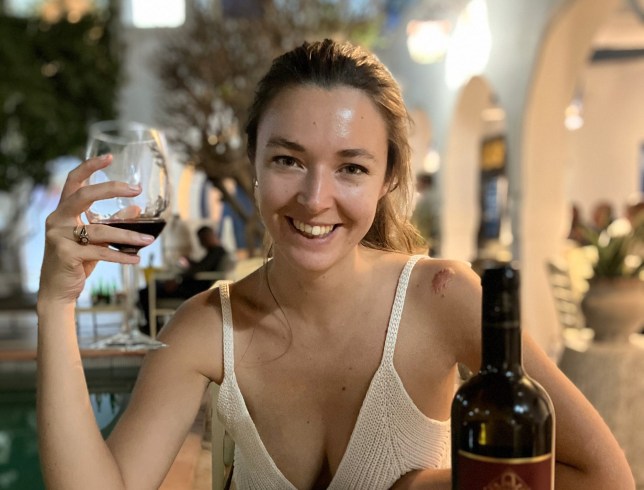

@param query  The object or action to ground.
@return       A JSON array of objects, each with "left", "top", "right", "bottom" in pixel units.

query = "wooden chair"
[
  {"left": 210, "top": 383, "right": 235, "bottom": 490},
  {"left": 545, "top": 258, "right": 585, "bottom": 331}
]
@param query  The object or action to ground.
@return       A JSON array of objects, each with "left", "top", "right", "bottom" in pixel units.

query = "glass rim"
[{"left": 88, "top": 120, "right": 160, "bottom": 145}]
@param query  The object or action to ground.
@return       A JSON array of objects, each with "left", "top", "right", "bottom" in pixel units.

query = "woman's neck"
[{"left": 265, "top": 246, "right": 380, "bottom": 332}]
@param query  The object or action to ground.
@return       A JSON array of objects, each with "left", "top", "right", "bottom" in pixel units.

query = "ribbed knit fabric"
[{"left": 216, "top": 255, "right": 451, "bottom": 490}]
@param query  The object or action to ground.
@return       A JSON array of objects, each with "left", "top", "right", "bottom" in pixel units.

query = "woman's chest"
[{"left": 232, "top": 340, "right": 382, "bottom": 486}]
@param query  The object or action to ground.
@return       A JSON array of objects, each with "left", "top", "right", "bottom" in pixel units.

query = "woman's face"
[{"left": 254, "top": 85, "right": 390, "bottom": 272}]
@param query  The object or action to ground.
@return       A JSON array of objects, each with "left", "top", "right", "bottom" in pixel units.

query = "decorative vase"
[{"left": 581, "top": 278, "right": 644, "bottom": 342}]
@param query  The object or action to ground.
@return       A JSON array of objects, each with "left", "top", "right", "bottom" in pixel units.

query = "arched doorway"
[
  {"left": 522, "top": 0, "right": 625, "bottom": 352},
  {"left": 442, "top": 75, "right": 500, "bottom": 263}
]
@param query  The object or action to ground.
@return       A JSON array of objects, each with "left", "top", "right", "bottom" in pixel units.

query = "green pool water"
[
  {"left": 0, "top": 391, "right": 130, "bottom": 489},
  {"left": 0, "top": 360, "right": 140, "bottom": 490}
]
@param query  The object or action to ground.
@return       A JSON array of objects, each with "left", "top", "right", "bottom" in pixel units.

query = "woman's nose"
[{"left": 296, "top": 170, "right": 332, "bottom": 213}]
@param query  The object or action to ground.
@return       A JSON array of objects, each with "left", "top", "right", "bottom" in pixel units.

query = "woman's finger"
[
  {"left": 67, "top": 223, "right": 155, "bottom": 249},
  {"left": 57, "top": 181, "right": 141, "bottom": 222},
  {"left": 56, "top": 180, "right": 141, "bottom": 219},
  {"left": 59, "top": 154, "right": 113, "bottom": 200},
  {"left": 40, "top": 223, "right": 142, "bottom": 303}
]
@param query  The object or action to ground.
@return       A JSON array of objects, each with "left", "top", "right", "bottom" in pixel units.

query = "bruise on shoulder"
[{"left": 432, "top": 267, "right": 456, "bottom": 297}]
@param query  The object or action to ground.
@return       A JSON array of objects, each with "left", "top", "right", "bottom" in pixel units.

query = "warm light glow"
[
  {"left": 177, "top": 165, "right": 195, "bottom": 218},
  {"left": 444, "top": 0, "right": 492, "bottom": 90},
  {"left": 124, "top": 0, "right": 185, "bottom": 28},
  {"left": 422, "top": 148, "right": 441, "bottom": 174},
  {"left": 406, "top": 20, "right": 452, "bottom": 64},
  {"left": 35, "top": 0, "right": 96, "bottom": 23},
  {"left": 564, "top": 96, "right": 584, "bottom": 131}
]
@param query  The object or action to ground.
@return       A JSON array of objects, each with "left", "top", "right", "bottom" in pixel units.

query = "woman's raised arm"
[{"left": 36, "top": 156, "right": 213, "bottom": 489}]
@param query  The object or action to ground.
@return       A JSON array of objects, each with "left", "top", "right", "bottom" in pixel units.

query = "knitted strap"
[
  {"left": 382, "top": 255, "right": 427, "bottom": 365},
  {"left": 218, "top": 280, "right": 235, "bottom": 377}
]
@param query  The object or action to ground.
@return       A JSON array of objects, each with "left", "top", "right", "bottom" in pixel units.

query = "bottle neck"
[{"left": 481, "top": 322, "right": 523, "bottom": 373}]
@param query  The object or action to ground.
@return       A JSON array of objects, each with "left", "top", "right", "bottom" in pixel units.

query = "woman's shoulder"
[
  {"left": 154, "top": 284, "right": 227, "bottom": 384},
  {"left": 410, "top": 256, "right": 481, "bottom": 293},
  {"left": 403, "top": 256, "right": 482, "bottom": 366}
]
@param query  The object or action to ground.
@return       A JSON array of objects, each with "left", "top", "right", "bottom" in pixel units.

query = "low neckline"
[{"left": 217, "top": 254, "right": 448, "bottom": 489}]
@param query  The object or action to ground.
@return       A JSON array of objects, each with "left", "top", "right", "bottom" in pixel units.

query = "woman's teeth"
[{"left": 292, "top": 219, "right": 334, "bottom": 237}]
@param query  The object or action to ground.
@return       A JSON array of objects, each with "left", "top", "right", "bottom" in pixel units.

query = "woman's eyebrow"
[
  {"left": 266, "top": 136, "right": 305, "bottom": 152},
  {"left": 337, "top": 148, "right": 376, "bottom": 161}
]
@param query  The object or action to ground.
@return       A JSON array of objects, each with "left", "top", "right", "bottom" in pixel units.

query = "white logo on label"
[{"left": 483, "top": 469, "right": 531, "bottom": 490}]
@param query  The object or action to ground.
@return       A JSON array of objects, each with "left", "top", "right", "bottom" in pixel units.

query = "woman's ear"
[
  {"left": 379, "top": 177, "right": 395, "bottom": 199},
  {"left": 379, "top": 182, "right": 389, "bottom": 199}
]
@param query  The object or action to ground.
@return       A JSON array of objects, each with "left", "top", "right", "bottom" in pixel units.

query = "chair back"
[
  {"left": 545, "top": 258, "right": 585, "bottom": 330},
  {"left": 210, "top": 383, "right": 235, "bottom": 490}
]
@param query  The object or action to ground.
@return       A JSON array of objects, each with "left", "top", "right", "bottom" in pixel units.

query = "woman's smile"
[{"left": 290, "top": 218, "right": 337, "bottom": 238}]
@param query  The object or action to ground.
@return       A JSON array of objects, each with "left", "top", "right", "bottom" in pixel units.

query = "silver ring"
[{"left": 73, "top": 224, "right": 90, "bottom": 245}]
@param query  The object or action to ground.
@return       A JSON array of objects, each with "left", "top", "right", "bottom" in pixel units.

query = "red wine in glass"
[{"left": 98, "top": 218, "right": 167, "bottom": 254}]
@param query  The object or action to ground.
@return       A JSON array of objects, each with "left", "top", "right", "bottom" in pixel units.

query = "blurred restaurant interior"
[{"left": 0, "top": 0, "right": 643, "bottom": 488}]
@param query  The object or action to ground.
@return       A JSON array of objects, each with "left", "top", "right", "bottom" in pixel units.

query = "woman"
[{"left": 37, "top": 40, "right": 634, "bottom": 489}]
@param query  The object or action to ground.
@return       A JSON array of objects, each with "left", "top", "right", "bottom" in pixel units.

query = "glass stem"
[{"left": 121, "top": 263, "right": 140, "bottom": 334}]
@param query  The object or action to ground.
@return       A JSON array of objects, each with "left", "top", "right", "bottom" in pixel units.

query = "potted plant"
[{"left": 579, "top": 208, "right": 644, "bottom": 342}]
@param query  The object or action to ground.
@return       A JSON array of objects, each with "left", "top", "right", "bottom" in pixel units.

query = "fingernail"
[
  {"left": 128, "top": 184, "right": 141, "bottom": 192},
  {"left": 99, "top": 154, "right": 111, "bottom": 161},
  {"left": 141, "top": 234, "right": 154, "bottom": 243}
]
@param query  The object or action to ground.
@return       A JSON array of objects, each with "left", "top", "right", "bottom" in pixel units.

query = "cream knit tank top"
[{"left": 216, "top": 255, "right": 451, "bottom": 490}]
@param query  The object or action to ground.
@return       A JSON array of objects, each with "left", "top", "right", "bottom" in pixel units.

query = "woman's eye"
[
  {"left": 342, "top": 164, "right": 368, "bottom": 175},
  {"left": 273, "top": 156, "right": 299, "bottom": 167}
]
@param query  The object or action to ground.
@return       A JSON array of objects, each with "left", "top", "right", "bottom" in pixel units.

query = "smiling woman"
[{"left": 36, "top": 38, "right": 635, "bottom": 490}]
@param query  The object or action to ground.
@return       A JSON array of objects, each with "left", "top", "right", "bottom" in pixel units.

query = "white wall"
[
  {"left": 567, "top": 58, "right": 644, "bottom": 217},
  {"left": 118, "top": 28, "right": 167, "bottom": 126}
]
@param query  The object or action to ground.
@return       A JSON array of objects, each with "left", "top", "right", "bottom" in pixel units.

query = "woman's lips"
[{"left": 291, "top": 218, "right": 336, "bottom": 238}]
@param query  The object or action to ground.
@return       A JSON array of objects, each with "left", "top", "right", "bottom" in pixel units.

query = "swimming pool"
[{"left": 0, "top": 356, "right": 141, "bottom": 489}]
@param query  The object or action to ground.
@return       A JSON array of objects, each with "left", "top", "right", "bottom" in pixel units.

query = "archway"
[
  {"left": 442, "top": 75, "right": 498, "bottom": 263},
  {"left": 522, "top": 0, "right": 621, "bottom": 352}
]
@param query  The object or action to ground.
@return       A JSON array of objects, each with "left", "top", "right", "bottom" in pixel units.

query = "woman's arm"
[
  {"left": 37, "top": 155, "right": 144, "bottom": 489},
  {"left": 104, "top": 295, "right": 223, "bottom": 489},
  {"left": 389, "top": 468, "right": 450, "bottom": 489},
  {"left": 523, "top": 334, "right": 635, "bottom": 489},
  {"left": 37, "top": 156, "right": 218, "bottom": 489},
  {"left": 396, "top": 261, "right": 634, "bottom": 489}
]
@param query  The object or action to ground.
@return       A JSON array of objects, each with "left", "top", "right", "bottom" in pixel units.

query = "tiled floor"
[{"left": 0, "top": 309, "right": 212, "bottom": 490}]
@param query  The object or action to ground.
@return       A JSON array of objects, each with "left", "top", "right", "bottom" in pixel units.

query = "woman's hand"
[
  {"left": 38, "top": 155, "right": 153, "bottom": 305},
  {"left": 390, "top": 469, "right": 451, "bottom": 489}
]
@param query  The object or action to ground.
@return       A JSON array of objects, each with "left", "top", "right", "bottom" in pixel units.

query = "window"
[{"left": 122, "top": 0, "right": 185, "bottom": 28}]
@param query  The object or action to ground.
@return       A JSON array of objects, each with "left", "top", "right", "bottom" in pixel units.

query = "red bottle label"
[{"left": 456, "top": 450, "right": 553, "bottom": 489}]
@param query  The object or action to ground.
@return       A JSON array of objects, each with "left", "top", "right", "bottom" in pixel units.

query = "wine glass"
[{"left": 85, "top": 120, "right": 171, "bottom": 350}]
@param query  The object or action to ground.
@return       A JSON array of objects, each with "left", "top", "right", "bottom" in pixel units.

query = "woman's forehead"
[{"left": 256, "top": 85, "right": 388, "bottom": 152}]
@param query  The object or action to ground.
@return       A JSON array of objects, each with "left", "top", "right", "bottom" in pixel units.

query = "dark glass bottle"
[{"left": 451, "top": 264, "right": 555, "bottom": 490}]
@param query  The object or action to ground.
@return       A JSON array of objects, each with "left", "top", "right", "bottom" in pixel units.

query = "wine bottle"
[{"left": 451, "top": 264, "right": 555, "bottom": 489}]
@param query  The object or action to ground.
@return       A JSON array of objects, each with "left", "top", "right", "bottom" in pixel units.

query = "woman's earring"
[{"left": 253, "top": 178, "right": 258, "bottom": 189}]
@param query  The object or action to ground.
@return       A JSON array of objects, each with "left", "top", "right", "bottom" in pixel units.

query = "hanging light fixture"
[
  {"left": 406, "top": 19, "right": 452, "bottom": 64},
  {"left": 444, "top": 0, "right": 492, "bottom": 90},
  {"left": 404, "top": 0, "right": 470, "bottom": 64}
]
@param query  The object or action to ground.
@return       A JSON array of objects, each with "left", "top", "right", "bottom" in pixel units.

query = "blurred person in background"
[
  {"left": 138, "top": 225, "right": 233, "bottom": 333},
  {"left": 411, "top": 171, "right": 440, "bottom": 256}
]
